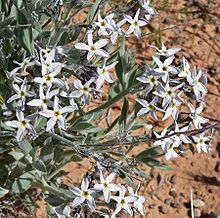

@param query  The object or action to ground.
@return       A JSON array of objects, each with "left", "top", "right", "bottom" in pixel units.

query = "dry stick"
[
  {"left": 190, "top": 189, "right": 195, "bottom": 218},
  {"left": 88, "top": 121, "right": 220, "bottom": 153}
]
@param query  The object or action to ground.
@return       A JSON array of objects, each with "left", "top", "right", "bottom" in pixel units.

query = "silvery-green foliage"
[{"left": 0, "top": 0, "right": 215, "bottom": 217}]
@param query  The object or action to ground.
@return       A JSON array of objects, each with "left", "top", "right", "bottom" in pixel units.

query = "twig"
[{"left": 190, "top": 189, "right": 194, "bottom": 218}]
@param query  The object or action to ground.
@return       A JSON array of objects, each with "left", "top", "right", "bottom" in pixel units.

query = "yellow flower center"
[
  {"left": 103, "top": 182, "right": 108, "bottom": 188},
  {"left": 19, "top": 91, "right": 25, "bottom": 97},
  {"left": 134, "top": 20, "right": 138, "bottom": 26},
  {"left": 20, "top": 120, "right": 27, "bottom": 126},
  {"left": 120, "top": 198, "right": 126, "bottom": 205},
  {"left": 44, "top": 74, "right": 52, "bottom": 82},
  {"left": 90, "top": 45, "right": 96, "bottom": 51},
  {"left": 101, "top": 21, "right": 106, "bottom": 26},
  {"left": 162, "top": 66, "right": 168, "bottom": 71},
  {"left": 43, "top": 98, "right": 49, "bottom": 104},
  {"left": 83, "top": 86, "right": 89, "bottom": 93},
  {"left": 54, "top": 111, "right": 60, "bottom": 118},
  {"left": 82, "top": 190, "right": 89, "bottom": 198}
]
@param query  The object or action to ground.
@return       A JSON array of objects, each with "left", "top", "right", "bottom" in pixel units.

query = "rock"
[
  {"left": 164, "top": 198, "right": 173, "bottom": 205},
  {"left": 159, "top": 206, "right": 169, "bottom": 214},
  {"left": 170, "top": 175, "right": 177, "bottom": 184},
  {"left": 215, "top": 162, "right": 220, "bottom": 172},
  {"left": 171, "top": 202, "right": 182, "bottom": 209},
  {"left": 210, "top": 211, "right": 220, "bottom": 218},
  {"left": 193, "top": 199, "right": 205, "bottom": 208},
  {"left": 169, "top": 188, "right": 178, "bottom": 198},
  {"left": 194, "top": 208, "right": 201, "bottom": 217},
  {"left": 149, "top": 204, "right": 157, "bottom": 209}
]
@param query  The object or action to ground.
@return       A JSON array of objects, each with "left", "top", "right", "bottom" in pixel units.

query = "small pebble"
[
  {"left": 159, "top": 206, "right": 169, "bottom": 214},
  {"left": 194, "top": 199, "right": 205, "bottom": 208},
  {"left": 194, "top": 208, "right": 201, "bottom": 217},
  {"left": 210, "top": 211, "right": 220, "bottom": 218},
  {"left": 164, "top": 198, "right": 173, "bottom": 205},
  {"left": 149, "top": 204, "right": 157, "bottom": 209},
  {"left": 171, "top": 202, "right": 182, "bottom": 209},
  {"left": 170, "top": 188, "right": 178, "bottom": 198},
  {"left": 170, "top": 175, "right": 177, "bottom": 184}
]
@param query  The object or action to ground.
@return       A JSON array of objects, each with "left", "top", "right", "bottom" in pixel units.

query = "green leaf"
[
  {"left": 136, "top": 146, "right": 164, "bottom": 160},
  {"left": 34, "top": 159, "right": 47, "bottom": 173},
  {"left": 119, "top": 97, "right": 128, "bottom": 129},
  {"left": 15, "top": 9, "right": 34, "bottom": 55},
  {"left": 18, "top": 140, "right": 32, "bottom": 155},
  {"left": 12, "top": 172, "right": 34, "bottom": 193},
  {"left": 40, "top": 143, "right": 54, "bottom": 166},
  {"left": 9, "top": 151, "right": 24, "bottom": 160},
  {"left": 0, "top": 187, "right": 9, "bottom": 198},
  {"left": 86, "top": 0, "right": 101, "bottom": 25},
  {"left": 0, "top": 17, "right": 14, "bottom": 29}
]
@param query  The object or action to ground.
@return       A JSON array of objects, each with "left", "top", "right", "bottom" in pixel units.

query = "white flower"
[
  {"left": 6, "top": 57, "right": 35, "bottom": 80},
  {"left": 39, "top": 96, "right": 76, "bottom": 131},
  {"left": 70, "top": 79, "right": 94, "bottom": 105},
  {"left": 178, "top": 56, "right": 191, "bottom": 78},
  {"left": 125, "top": 9, "right": 147, "bottom": 38},
  {"left": 153, "top": 55, "right": 177, "bottom": 82},
  {"left": 111, "top": 186, "right": 136, "bottom": 218},
  {"left": 96, "top": 60, "right": 117, "bottom": 90},
  {"left": 27, "top": 86, "right": 59, "bottom": 111},
  {"left": 108, "top": 18, "right": 126, "bottom": 44},
  {"left": 94, "top": 171, "right": 120, "bottom": 203},
  {"left": 172, "top": 124, "right": 192, "bottom": 144},
  {"left": 164, "top": 140, "right": 180, "bottom": 160},
  {"left": 141, "top": 0, "right": 157, "bottom": 15},
  {"left": 54, "top": 205, "right": 71, "bottom": 218},
  {"left": 70, "top": 177, "right": 96, "bottom": 210},
  {"left": 94, "top": 11, "right": 114, "bottom": 36},
  {"left": 7, "top": 79, "right": 33, "bottom": 108},
  {"left": 136, "top": 97, "right": 159, "bottom": 119},
  {"left": 187, "top": 69, "right": 207, "bottom": 100},
  {"left": 136, "top": 65, "right": 163, "bottom": 94},
  {"left": 193, "top": 133, "right": 212, "bottom": 153},
  {"left": 188, "top": 103, "right": 209, "bottom": 129},
  {"left": 128, "top": 185, "right": 145, "bottom": 215},
  {"left": 5, "top": 111, "right": 36, "bottom": 141},
  {"left": 154, "top": 128, "right": 169, "bottom": 150},
  {"left": 154, "top": 83, "right": 183, "bottom": 108},
  {"left": 151, "top": 43, "right": 181, "bottom": 57},
  {"left": 162, "top": 99, "right": 181, "bottom": 121},
  {"left": 75, "top": 32, "right": 109, "bottom": 61},
  {"left": 34, "top": 68, "right": 64, "bottom": 88}
]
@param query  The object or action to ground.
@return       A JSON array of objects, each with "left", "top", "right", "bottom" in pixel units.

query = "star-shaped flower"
[
  {"left": 125, "top": 9, "right": 147, "bottom": 38},
  {"left": 96, "top": 60, "right": 117, "bottom": 90},
  {"left": 153, "top": 55, "right": 177, "bottom": 82},
  {"left": 39, "top": 96, "right": 76, "bottom": 131},
  {"left": 94, "top": 171, "right": 120, "bottom": 203},
  {"left": 193, "top": 133, "right": 212, "bottom": 153},
  {"left": 188, "top": 103, "right": 209, "bottom": 129},
  {"left": 128, "top": 185, "right": 145, "bottom": 215},
  {"left": 7, "top": 79, "right": 34, "bottom": 108},
  {"left": 27, "top": 86, "right": 59, "bottom": 111},
  {"left": 70, "top": 177, "right": 96, "bottom": 210},
  {"left": 111, "top": 185, "right": 136, "bottom": 218},
  {"left": 75, "top": 32, "right": 109, "bottom": 61},
  {"left": 5, "top": 111, "right": 36, "bottom": 141}
]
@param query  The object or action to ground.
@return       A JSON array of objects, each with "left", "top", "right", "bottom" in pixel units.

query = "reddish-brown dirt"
[{"left": 36, "top": 1, "right": 220, "bottom": 217}]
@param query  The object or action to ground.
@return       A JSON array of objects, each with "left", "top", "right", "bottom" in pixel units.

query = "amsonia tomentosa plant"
[{"left": 0, "top": 0, "right": 217, "bottom": 217}]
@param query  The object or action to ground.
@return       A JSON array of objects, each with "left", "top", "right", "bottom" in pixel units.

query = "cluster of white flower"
[
  {"left": 54, "top": 172, "right": 145, "bottom": 218},
  {"left": 136, "top": 43, "right": 212, "bottom": 160},
  {"left": 5, "top": 1, "right": 156, "bottom": 142},
  {"left": 5, "top": 49, "right": 78, "bottom": 140}
]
